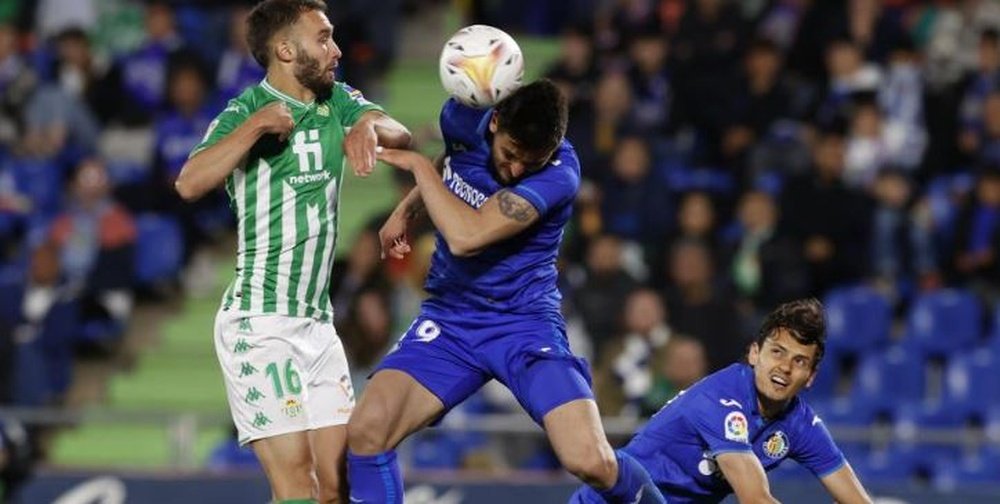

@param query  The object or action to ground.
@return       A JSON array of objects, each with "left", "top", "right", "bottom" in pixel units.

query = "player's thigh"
[
  {"left": 214, "top": 311, "right": 314, "bottom": 445},
  {"left": 309, "top": 424, "right": 348, "bottom": 500},
  {"left": 250, "top": 430, "right": 316, "bottom": 497},
  {"left": 543, "top": 398, "right": 615, "bottom": 468},
  {"left": 348, "top": 369, "right": 446, "bottom": 453}
]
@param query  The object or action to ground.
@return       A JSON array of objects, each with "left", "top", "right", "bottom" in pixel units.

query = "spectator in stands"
[
  {"left": 593, "top": 288, "right": 672, "bottom": 417},
  {"left": 568, "top": 234, "right": 638, "bottom": 354},
  {"left": 959, "top": 29, "right": 1000, "bottom": 160},
  {"left": 40, "top": 158, "right": 136, "bottom": 342},
  {"left": 216, "top": 7, "right": 265, "bottom": 102},
  {"left": 545, "top": 23, "right": 599, "bottom": 110},
  {"left": 600, "top": 136, "right": 672, "bottom": 246},
  {"left": 150, "top": 59, "right": 221, "bottom": 261},
  {"left": 47, "top": 27, "right": 114, "bottom": 126},
  {"left": 104, "top": 1, "right": 187, "bottom": 125},
  {"left": 844, "top": 96, "right": 891, "bottom": 188},
  {"left": 722, "top": 37, "right": 796, "bottom": 175},
  {"left": 870, "top": 170, "right": 940, "bottom": 299},
  {"left": 782, "top": 128, "right": 872, "bottom": 295},
  {"left": 671, "top": 0, "right": 746, "bottom": 156},
  {"left": 878, "top": 38, "right": 926, "bottom": 173},
  {"left": 341, "top": 289, "right": 393, "bottom": 395},
  {"left": 652, "top": 191, "right": 717, "bottom": 289},
  {"left": 644, "top": 336, "right": 708, "bottom": 416},
  {"left": 817, "top": 38, "right": 881, "bottom": 128},
  {"left": 951, "top": 166, "right": 1000, "bottom": 301},
  {"left": 625, "top": 28, "right": 671, "bottom": 135},
  {"left": 330, "top": 227, "right": 391, "bottom": 321},
  {"left": 0, "top": 23, "right": 31, "bottom": 148},
  {"left": 972, "top": 91, "right": 1000, "bottom": 167},
  {"left": 663, "top": 238, "right": 743, "bottom": 371},
  {"left": 727, "top": 189, "right": 807, "bottom": 323},
  {"left": 572, "top": 70, "right": 634, "bottom": 181}
]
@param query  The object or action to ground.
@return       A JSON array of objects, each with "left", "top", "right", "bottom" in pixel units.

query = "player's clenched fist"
[{"left": 252, "top": 101, "right": 295, "bottom": 141}]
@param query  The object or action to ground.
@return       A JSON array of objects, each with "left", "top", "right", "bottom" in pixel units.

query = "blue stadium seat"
[
  {"left": 850, "top": 346, "right": 925, "bottom": 419},
  {"left": 800, "top": 355, "right": 838, "bottom": 401},
  {"left": 905, "top": 289, "right": 982, "bottom": 357},
  {"left": 933, "top": 449, "right": 1000, "bottom": 491},
  {"left": 824, "top": 285, "right": 891, "bottom": 357},
  {"left": 8, "top": 157, "right": 63, "bottom": 218},
  {"left": 134, "top": 213, "right": 184, "bottom": 286},
  {"left": 851, "top": 445, "right": 921, "bottom": 485},
  {"left": 942, "top": 348, "right": 1000, "bottom": 420}
]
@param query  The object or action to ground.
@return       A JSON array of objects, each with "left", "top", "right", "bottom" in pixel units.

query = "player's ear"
[
  {"left": 274, "top": 35, "right": 295, "bottom": 64},
  {"left": 747, "top": 342, "right": 760, "bottom": 367},
  {"left": 489, "top": 112, "right": 498, "bottom": 134},
  {"left": 805, "top": 368, "right": 817, "bottom": 388}
]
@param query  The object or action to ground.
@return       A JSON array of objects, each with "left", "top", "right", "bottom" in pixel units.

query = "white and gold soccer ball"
[{"left": 439, "top": 25, "right": 524, "bottom": 108}]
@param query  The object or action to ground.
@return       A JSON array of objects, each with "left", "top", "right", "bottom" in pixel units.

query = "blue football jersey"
[
  {"left": 625, "top": 363, "right": 845, "bottom": 503},
  {"left": 422, "top": 98, "right": 580, "bottom": 317}
]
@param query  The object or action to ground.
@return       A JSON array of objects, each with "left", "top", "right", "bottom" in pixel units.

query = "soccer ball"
[{"left": 439, "top": 25, "right": 524, "bottom": 108}]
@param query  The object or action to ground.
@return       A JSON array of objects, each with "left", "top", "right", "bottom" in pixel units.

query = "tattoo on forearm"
[{"left": 497, "top": 189, "right": 536, "bottom": 223}]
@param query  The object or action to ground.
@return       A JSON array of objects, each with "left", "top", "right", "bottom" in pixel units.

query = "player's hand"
[
  {"left": 252, "top": 101, "right": 295, "bottom": 142},
  {"left": 375, "top": 147, "right": 433, "bottom": 173},
  {"left": 344, "top": 118, "right": 378, "bottom": 177},
  {"left": 378, "top": 210, "right": 412, "bottom": 260}
]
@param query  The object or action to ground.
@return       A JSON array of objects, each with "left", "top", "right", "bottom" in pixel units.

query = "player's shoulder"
[
  {"left": 330, "top": 81, "right": 377, "bottom": 106},
  {"left": 222, "top": 85, "right": 266, "bottom": 116},
  {"left": 439, "top": 98, "right": 490, "bottom": 144},
  {"left": 784, "top": 395, "right": 826, "bottom": 435},
  {"left": 682, "top": 364, "right": 751, "bottom": 411}
]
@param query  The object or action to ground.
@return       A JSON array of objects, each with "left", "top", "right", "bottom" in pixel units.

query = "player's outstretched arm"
[
  {"left": 175, "top": 102, "right": 294, "bottom": 201},
  {"left": 715, "top": 452, "right": 782, "bottom": 504},
  {"left": 819, "top": 463, "right": 873, "bottom": 504},
  {"left": 376, "top": 148, "right": 539, "bottom": 257},
  {"left": 378, "top": 155, "right": 442, "bottom": 259},
  {"left": 344, "top": 110, "right": 411, "bottom": 177}
]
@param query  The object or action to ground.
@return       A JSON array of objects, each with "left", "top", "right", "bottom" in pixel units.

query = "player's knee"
[
  {"left": 316, "top": 477, "right": 343, "bottom": 504},
  {"left": 562, "top": 446, "right": 617, "bottom": 488},
  {"left": 346, "top": 404, "right": 392, "bottom": 454}
]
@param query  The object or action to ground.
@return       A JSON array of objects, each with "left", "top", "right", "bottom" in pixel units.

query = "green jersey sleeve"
[
  {"left": 190, "top": 99, "right": 252, "bottom": 157},
  {"left": 331, "top": 82, "right": 383, "bottom": 127}
]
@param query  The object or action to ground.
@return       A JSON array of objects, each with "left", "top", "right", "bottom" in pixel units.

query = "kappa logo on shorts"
[
  {"left": 252, "top": 412, "right": 272, "bottom": 429},
  {"left": 238, "top": 362, "right": 258, "bottom": 377},
  {"left": 245, "top": 387, "right": 265, "bottom": 404},
  {"left": 233, "top": 338, "right": 258, "bottom": 354},
  {"left": 338, "top": 374, "right": 355, "bottom": 403},
  {"left": 238, "top": 318, "right": 253, "bottom": 333}
]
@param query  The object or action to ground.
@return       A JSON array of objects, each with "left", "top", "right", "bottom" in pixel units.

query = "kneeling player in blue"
[
  {"left": 345, "top": 80, "right": 666, "bottom": 504},
  {"left": 572, "top": 299, "right": 872, "bottom": 504}
]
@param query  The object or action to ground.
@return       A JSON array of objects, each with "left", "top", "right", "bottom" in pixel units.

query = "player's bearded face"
[
  {"left": 749, "top": 329, "right": 817, "bottom": 407},
  {"left": 294, "top": 42, "right": 336, "bottom": 95}
]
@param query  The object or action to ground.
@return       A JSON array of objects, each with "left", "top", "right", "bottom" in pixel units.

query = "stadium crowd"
[{"left": 3, "top": 0, "right": 1000, "bottom": 493}]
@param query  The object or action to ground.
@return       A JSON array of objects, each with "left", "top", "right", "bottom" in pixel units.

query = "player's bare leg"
[
  {"left": 546, "top": 398, "right": 667, "bottom": 503},
  {"left": 251, "top": 431, "right": 318, "bottom": 501},
  {"left": 309, "top": 425, "right": 349, "bottom": 503},
  {"left": 544, "top": 398, "right": 618, "bottom": 488},
  {"left": 347, "top": 369, "right": 444, "bottom": 454},
  {"left": 345, "top": 369, "right": 445, "bottom": 503}
]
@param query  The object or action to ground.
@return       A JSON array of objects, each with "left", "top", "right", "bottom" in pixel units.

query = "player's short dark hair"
[
  {"left": 755, "top": 298, "right": 827, "bottom": 369},
  {"left": 493, "top": 79, "right": 568, "bottom": 153},
  {"left": 247, "top": 0, "right": 327, "bottom": 67}
]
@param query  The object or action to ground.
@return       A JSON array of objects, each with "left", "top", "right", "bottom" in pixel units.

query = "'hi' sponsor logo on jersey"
[
  {"left": 442, "top": 157, "right": 487, "bottom": 208},
  {"left": 288, "top": 129, "right": 331, "bottom": 185}
]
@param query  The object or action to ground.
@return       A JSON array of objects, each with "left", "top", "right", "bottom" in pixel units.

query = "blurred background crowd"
[{"left": 4, "top": 0, "right": 1000, "bottom": 499}]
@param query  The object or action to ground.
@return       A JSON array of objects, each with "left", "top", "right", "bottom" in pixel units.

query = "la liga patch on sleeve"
[{"left": 724, "top": 411, "right": 749, "bottom": 443}]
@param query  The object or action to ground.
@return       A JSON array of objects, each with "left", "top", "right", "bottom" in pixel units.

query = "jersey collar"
[{"left": 260, "top": 78, "right": 313, "bottom": 108}]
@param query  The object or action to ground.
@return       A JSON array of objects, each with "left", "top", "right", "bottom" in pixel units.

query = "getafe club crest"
[{"left": 763, "top": 431, "right": 789, "bottom": 459}]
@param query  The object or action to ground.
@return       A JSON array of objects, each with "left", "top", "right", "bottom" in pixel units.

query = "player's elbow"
[
  {"left": 174, "top": 172, "right": 204, "bottom": 202},
  {"left": 447, "top": 236, "right": 483, "bottom": 257}
]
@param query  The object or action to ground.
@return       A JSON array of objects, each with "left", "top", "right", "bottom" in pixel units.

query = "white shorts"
[{"left": 214, "top": 309, "right": 355, "bottom": 445}]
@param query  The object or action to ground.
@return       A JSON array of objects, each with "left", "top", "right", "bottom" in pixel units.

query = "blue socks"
[
  {"left": 346, "top": 450, "right": 403, "bottom": 504},
  {"left": 595, "top": 450, "right": 666, "bottom": 503}
]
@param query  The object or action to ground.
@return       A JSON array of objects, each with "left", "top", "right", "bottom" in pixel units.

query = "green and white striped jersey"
[{"left": 192, "top": 79, "right": 382, "bottom": 321}]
